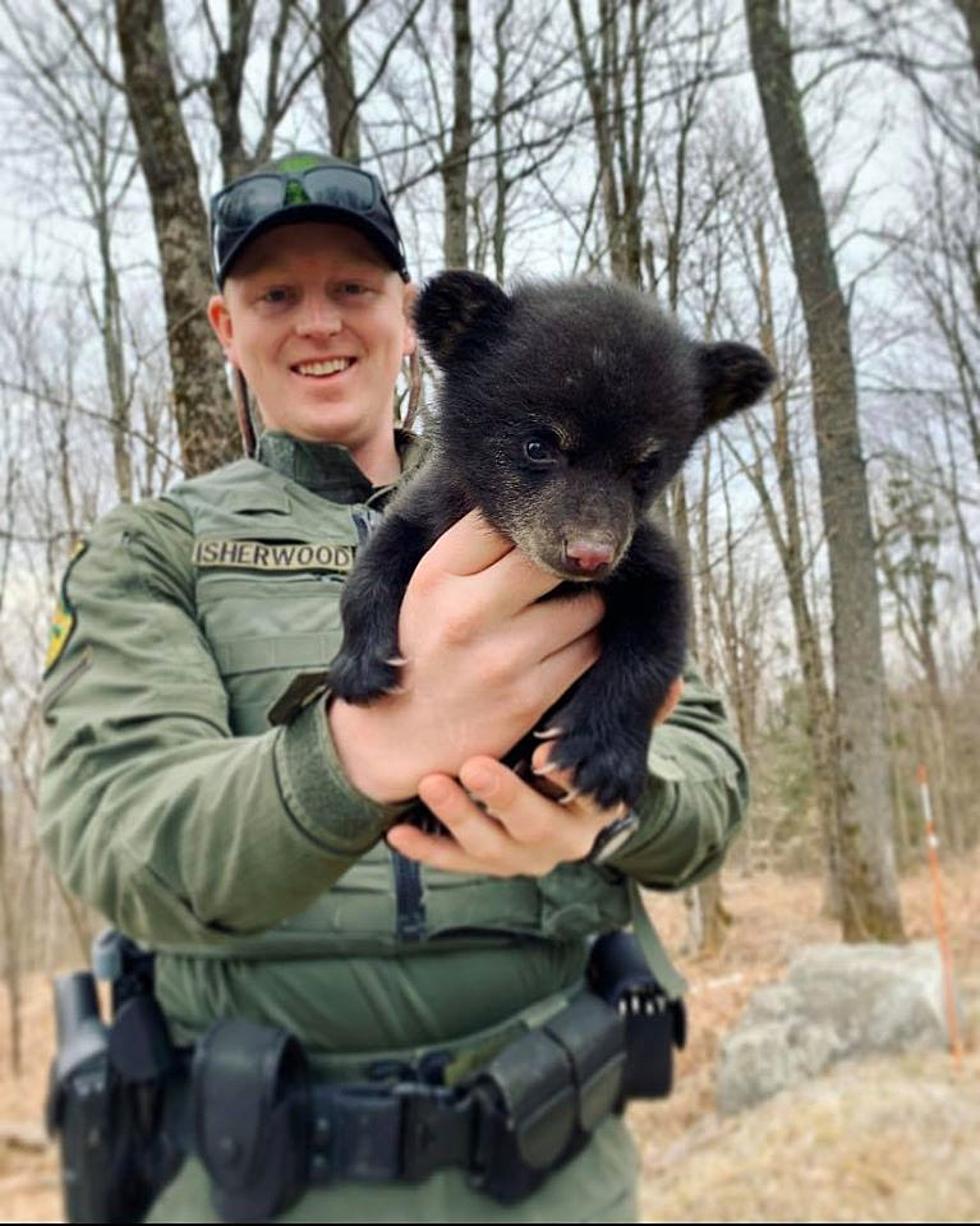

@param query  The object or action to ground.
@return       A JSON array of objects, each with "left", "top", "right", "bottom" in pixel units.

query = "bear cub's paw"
[
  {"left": 328, "top": 645, "right": 402, "bottom": 704},
  {"left": 547, "top": 717, "right": 651, "bottom": 811}
]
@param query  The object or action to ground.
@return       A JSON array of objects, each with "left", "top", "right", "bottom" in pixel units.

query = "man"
[{"left": 39, "top": 152, "right": 748, "bottom": 1222}]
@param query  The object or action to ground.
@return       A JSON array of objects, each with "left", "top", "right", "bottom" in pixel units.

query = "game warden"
[{"left": 39, "top": 152, "right": 748, "bottom": 1223}]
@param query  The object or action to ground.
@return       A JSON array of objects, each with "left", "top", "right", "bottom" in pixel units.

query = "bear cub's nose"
[{"left": 564, "top": 538, "right": 615, "bottom": 573}]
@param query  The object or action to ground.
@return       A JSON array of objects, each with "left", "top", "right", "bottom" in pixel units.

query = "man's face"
[{"left": 208, "top": 222, "right": 415, "bottom": 451}]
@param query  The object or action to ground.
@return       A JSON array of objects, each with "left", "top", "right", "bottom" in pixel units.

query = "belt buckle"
[{"left": 395, "top": 1083, "right": 475, "bottom": 1182}]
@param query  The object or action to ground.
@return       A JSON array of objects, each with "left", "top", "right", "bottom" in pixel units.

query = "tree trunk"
[
  {"left": 491, "top": 0, "right": 515, "bottom": 283},
  {"left": 569, "top": 0, "right": 625, "bottom": 280},
  {"left": 114, "top": 0, "right": 237, "bottom": 476},
  {"left": 745, "top": 0, "right": 904, "bottom": 941},
  {"left": 94, "top": 201, "right": 133, "bottom": 503},
  {"left": 208, "top": 0, "right": 255, "bottom": 183},
  {"left": 320, "top": 0, "right": 361, "bottom": 164},
  {"left": 568, "top": 0, "right": 648, "bottom": 285},
  {"left": 442, "top": 0, "right": 473, "bottom": 267},
  {"left": 754, "top": 220, "right": 841, "bottom": 917}
]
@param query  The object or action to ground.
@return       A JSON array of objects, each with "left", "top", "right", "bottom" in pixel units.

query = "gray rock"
[{"left": 716, "top": 941, "right": 956, "bottom": 1114}]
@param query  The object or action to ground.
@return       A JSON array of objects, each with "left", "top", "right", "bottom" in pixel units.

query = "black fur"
[{"left": 329, "top": 271, "right": 775, "bottom": 809}]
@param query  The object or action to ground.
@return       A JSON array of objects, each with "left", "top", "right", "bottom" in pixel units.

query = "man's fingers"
[
  {"left": 458, "top": 757, "right": 593, "bottom": 855},
  {"left": 415, "top": 772, "right": 515, "bottom": 861},
  {"left": 411, "top": 511, "right": 567, "bottom": 620},
  {"left": 529, "top": 629, "right": 601, "bottom": 705},
  {"left": 413, "top": 509, "right": 514, "bottom": 579},
  {"left": 385, "top": 821, "right": 489, "bottom": 876},
  {"left": 391, "top": 758, "right": 619, "bottom": 876},
  {"left": 465, "top": 547, "right": 564, "bottom": 618},
  {"left": 515, "top": 591, "right": 604, "bottom": 658}
]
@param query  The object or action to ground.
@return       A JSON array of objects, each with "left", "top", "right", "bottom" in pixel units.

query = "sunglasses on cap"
[{"left": 209, "top": 163, "right": 409, "bottom": 286}]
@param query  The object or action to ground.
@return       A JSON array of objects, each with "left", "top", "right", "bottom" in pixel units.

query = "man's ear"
[
  {"left": 208, "top": 294, "right": 235, "bottom": 357},
  {"left": 401, "top": 281, "right": 418, "bottom": 359},
  {"left": 414, "top": 270, "right": 512, "bottom": 369},
  {"left": 698, "top": 342, "right": 776, "bottom": 426}
]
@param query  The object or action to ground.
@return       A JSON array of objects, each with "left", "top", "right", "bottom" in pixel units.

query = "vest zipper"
[
  {"left": 353, "top": 504, "right": 427, "bottom": 944},
  {"left": 390, "top": 846, "right": 427, "bottom": 942}
]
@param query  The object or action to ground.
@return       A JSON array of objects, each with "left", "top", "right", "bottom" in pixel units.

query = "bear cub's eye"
[
  {"left": 524, "top": 437, "right": 559, "bottom": 464},
  {"left": 633, "top": 452, "right": 662, "bottom": 477}
]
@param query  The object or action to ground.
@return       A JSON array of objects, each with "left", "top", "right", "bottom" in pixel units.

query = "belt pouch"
[
  {"left": 470, "top": 1027, "right": 577, "bottom": 1204},
  {"left": 193, "top": 1018, "right": 311, "bottom": 1223},
  {"left": 544, "top": 994, "right": 627, "bottom": 1130},
  {"left": 588, "top": 931, "right": 687, "bottom": 1099}
]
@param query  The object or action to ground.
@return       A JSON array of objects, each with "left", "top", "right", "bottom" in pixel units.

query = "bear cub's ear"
[
  {"left": 698, "top": 342, "right": 776, "bottom": 427},
  {"left": 414, "top": 270, "right": 512, "bottom": 369}
]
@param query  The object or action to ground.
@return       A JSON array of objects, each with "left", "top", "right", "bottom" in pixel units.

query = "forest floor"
[{"left": 1, "top": 852, "right": 978, "bottom": 1223}]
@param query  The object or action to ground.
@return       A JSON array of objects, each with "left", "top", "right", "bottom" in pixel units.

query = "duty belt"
[
  {"left": 192, "top": 991, "right": 632, "bottom": 1219},
  {"left": 48, "top": 930, "right": 686, "bottom": 1223}
]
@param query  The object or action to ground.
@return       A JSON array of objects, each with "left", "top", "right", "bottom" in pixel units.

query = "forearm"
[{"left": 604, "top": 665, "right": 749, "bottom": 887}]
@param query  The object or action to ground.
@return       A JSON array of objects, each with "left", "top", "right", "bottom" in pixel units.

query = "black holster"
[
  {"left": 47, "top": 931, "right": 183, "bottom": 1226},
  {"left": 587, "top": 930, "right": 687, "bottom": 1100},
  {"left": 46, "top": 970, "right": 182, "bottom": 1224}
]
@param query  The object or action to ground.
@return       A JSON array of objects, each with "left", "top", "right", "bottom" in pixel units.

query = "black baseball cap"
[{"left": 209, "top": 151, "right": 409, "bottom": 287}]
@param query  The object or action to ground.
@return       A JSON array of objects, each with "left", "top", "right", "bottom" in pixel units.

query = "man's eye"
[
  {"left": 261, "top": 287, "right": 291, "bottom": 305},
  {"left": 340, "top": 282, "right": 369, "bottom": 296},
  {"left": 525, "top": 438, "right": 558, "bottom": 464}
]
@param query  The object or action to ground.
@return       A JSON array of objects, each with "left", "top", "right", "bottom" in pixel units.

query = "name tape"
[{"left": 193, "top": 538, "right": 356, "bottom": 573}]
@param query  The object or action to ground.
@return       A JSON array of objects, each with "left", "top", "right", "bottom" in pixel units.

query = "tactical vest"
[{"left": 163, "top": 457, "right": 632, "bottom": 960}]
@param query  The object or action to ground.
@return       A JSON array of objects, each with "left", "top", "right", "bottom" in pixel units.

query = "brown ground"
[{"left": 2, "top": 855, "right": 978, "bottom": 1223}]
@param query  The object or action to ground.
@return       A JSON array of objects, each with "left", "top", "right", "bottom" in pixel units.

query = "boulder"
[{"left": 716, "top": 940, "right": 956, "bottom": 1114}]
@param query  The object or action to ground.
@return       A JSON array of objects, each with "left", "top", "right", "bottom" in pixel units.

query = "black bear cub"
[{"left": 329, "top": 271, "right": 774, "bottom": 809}]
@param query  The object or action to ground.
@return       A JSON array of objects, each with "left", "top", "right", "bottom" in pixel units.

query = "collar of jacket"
[{"left": 255, "top": 429, "right": 427, "bottom": 507}]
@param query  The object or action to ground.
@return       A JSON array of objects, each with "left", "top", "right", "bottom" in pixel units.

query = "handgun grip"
[{"left": 53, "top": 973, "right": 108, "bottom": 1082}]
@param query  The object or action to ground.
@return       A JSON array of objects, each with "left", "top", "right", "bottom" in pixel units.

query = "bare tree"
[
  {"left": 114, "top": 0, "right": 237, "bottom": 474},
  {"left": 441, "top": 0, "right": 473, "bottom": 266},
  {"left": 320, "top": 0, "right": 363, "bottom": 163},
  {"left": 745, "top": 0, "right": 904, "bottom": 941},
  {"left": 567, "top": 0, "right": 652, "bottom": 285},
  {"left": 1, "top": 1, "right": 145, "bottom": 502}
]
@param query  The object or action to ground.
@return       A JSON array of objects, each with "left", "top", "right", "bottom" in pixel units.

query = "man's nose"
[{"left": 294, "top": 297, "right": 343, "bottom": 337}]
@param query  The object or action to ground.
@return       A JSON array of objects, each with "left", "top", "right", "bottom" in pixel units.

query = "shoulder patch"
[
  {"left": 192, "top": 538, "right": 356, "bottom": 574},
  {"left": 44, "top": 539, "right": 88, "bottom": 675}
]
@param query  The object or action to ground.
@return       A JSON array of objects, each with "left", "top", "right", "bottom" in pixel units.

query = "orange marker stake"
[{"left": 916, "top": 763, "right": 963, "bottom": 1067}]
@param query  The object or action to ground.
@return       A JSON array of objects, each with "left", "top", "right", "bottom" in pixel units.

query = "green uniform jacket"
[{"left": 38, "top": 431, "right": 748, "bottom": 1223}]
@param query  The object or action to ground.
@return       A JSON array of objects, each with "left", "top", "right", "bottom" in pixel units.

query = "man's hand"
[
  {"left": 385, "top": 677, "right": 684, "bottom": 878},
  {"left": 328, "top": 511, "right": 604, "bottom": 804}
]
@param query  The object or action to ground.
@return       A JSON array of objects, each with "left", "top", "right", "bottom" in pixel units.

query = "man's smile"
[{"left": 291, "top": 357, "right": 356, "bottom": 379}]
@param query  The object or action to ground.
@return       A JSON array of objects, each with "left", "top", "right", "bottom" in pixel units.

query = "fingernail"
[
  {"left": 532, "top": 760, "right": 559, "bottom": 777},
  {"left": 558, "top": 787, "right": 581, "bottom": 806},
  {"left": 533, "top": 726, "right": 563, "bottom": 741}
]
